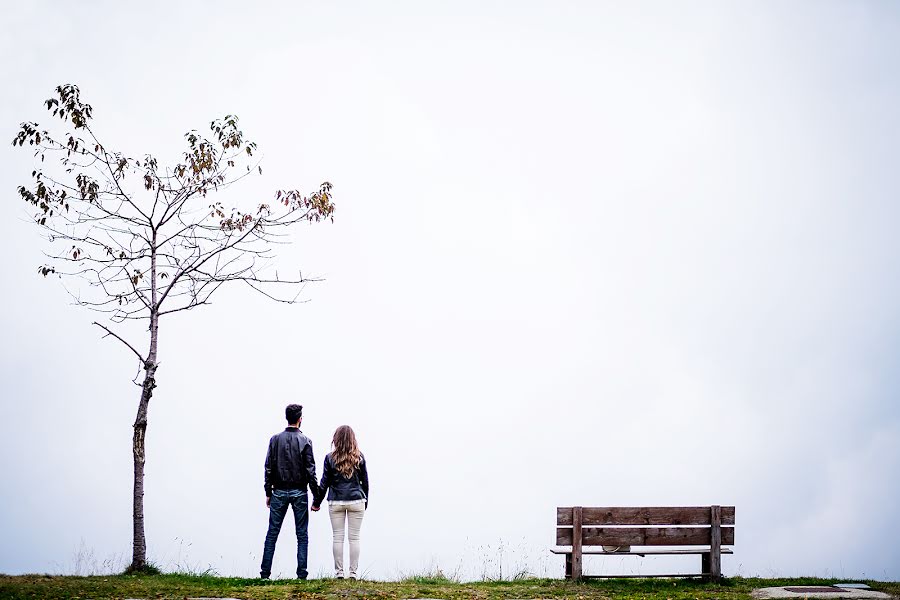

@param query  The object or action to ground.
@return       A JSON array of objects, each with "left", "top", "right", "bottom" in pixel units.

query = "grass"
[
  {"left": 0, "top": 574, "right": 898, "bottom": 600},
  {"left": 121, "top": 562, "right": 163, "bottom": 576}
]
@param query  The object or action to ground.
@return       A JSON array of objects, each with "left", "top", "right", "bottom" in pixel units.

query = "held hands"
[{"left": 311, "top": 504, "right": 320, "bottom": 512}]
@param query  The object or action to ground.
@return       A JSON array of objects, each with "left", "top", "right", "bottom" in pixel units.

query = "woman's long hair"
[{"left": 331, "top": 425, "right": 362, "bottom": 478}]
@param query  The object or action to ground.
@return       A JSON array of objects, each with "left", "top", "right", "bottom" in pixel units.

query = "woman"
[{"left": 312, "top": 425, "right": 369, "bottom": 579}]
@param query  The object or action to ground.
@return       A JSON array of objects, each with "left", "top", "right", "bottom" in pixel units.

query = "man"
[{"left": 260, "top": 403, "right": 322, "bottom": 579}]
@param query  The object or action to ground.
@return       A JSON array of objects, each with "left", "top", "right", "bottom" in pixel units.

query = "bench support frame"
[
  {"left": 709, "top": 505, "right": 722, "bottom": 581},
  {"left": 559, "top": 505, "right": 730, "bottom": 582},
  {"left": 572, "top": 506, "right": 583, "bottom": 580}
]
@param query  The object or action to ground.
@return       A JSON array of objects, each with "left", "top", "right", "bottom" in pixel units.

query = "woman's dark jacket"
[{"left": 313, "top": 453, "right": 368, "bottom": 508}]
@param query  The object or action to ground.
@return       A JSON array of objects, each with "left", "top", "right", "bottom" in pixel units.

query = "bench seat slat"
[
  {"left": 550, "top": 548, "right": 735, "bottom": 555},
  {"left": 558, "top": 506, "right": 736, "bottom": 526},
  {"left": 557, "top": 526, "right": 735, "bottom": 547}
]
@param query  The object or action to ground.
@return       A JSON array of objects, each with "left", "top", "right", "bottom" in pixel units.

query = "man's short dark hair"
[{"left": 285, "top": 404, "right": 303, "bottom": 424}]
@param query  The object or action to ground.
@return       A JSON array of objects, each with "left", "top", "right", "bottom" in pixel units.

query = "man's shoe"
[{"left": 260, "top": 574, "right": 270, "bottom": 580}]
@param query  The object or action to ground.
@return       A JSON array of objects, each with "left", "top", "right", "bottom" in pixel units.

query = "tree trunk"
[
  {"left": 130, "top": 353, "right": 157, "bottom": 571},
  {"left": 131, "top": 233, "right": 159, "bottom": 572}
]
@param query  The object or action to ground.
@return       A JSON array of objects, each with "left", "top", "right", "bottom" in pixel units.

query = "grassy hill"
[{"left": 1, "top": 574, "right": 898, "bottom": 600}]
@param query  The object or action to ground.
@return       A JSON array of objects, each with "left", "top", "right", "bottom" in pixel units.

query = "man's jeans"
[{"left": 260, "top": 489, "right": 309, "bottom": 579}]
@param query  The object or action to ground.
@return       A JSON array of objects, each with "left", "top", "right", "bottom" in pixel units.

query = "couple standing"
[{"left": 260, "top": 404, "right": 369, "bottom": 580}]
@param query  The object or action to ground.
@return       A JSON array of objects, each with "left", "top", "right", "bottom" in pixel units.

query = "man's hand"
[
  {"left": 311, "top": 505, "right": 320, "bottom": 512},
  {"left": 266, "top": 496, "right": 271, "bottom": 508}
]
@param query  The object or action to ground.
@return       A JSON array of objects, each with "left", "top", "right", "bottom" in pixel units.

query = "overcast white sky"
[{"left": 1, "top": 0, "right": 899, "bottom": 581}]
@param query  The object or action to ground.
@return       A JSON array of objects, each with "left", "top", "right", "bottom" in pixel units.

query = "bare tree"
[{"left": 12, "top": 84, "right": 335, "bottom": 572}]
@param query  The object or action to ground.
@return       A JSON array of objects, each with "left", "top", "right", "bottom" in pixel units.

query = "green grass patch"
[
  {"left": 0, "top": 574, "right": 897, "bottom": 600},
  {"left": 121, "top": 561, "right": 163, "bottom": 576}
]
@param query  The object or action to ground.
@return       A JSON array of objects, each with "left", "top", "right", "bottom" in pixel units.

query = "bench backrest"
[{"left": 556, "top": 506, "right": 736, "bottom": 547}]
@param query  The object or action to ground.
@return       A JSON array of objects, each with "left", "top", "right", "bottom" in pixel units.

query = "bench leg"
[
  {"left": 565, "top": 553, "right": 572, "bottom": 579},
  {"left": 572, "top": 507, "right": 583, "bottom": 581},
  {"left": 709, "top": 505, "right": 722, "bottom": 581}
]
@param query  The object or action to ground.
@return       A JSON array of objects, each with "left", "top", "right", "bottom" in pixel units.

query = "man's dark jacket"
[{"left": 264, "top": 427, "right": 321, "bottom": 498}]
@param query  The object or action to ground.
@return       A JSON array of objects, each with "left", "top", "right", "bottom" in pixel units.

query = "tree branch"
[{"left": 92, "top": 321, "right": 146, "bottom": 364}]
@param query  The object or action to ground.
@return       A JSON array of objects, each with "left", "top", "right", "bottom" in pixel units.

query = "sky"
[{"left": 1, "top": 0, "right": 899, "bottom": 581}]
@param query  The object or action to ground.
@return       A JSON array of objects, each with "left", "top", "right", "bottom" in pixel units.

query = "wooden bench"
[{"left": 552, "top": 506, "right": 735, "bottom": 581}]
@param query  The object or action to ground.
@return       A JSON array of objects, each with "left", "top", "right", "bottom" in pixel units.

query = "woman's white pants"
[{"left": 328, "top": 502, "right": 365, "bottom": 578}]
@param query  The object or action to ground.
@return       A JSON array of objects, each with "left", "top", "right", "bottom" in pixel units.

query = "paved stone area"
[
  {"left": 836, "top": 585, "right": 874, "bottom": 590},
  {"left": 752, "top": 586, "right": 893, "bottom": 599}
]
